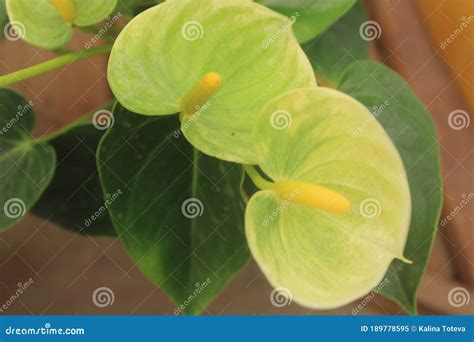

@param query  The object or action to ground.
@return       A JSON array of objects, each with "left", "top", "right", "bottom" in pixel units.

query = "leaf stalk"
[
  {"left": 0, "top": 44, "right": 112, "bottom": 88},
  {"left": 243, "top": 165, "right": 275, "bottom": 190}
]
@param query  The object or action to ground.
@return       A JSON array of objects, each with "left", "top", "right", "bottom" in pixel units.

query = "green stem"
[
  {"left": 35, "top": 99, "right": 115, "bottom": 144},
  {"left": 0, "top": 44, "right": 112, "bottom": 88},
  {"left": 243, "top": 165, "right": 275, "bottom": 190},
  {"left": 79, "top": 26, "right": 116, "bottom": 42},
  {"left": 79, "top": 25, "right": 100, "bottom": 36},
  {"left": 52, "top": 47, "right": 74, "bottom": 55}
]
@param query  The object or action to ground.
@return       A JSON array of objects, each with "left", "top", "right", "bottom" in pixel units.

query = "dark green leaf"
[
  {"left": 32, "top": 125, "right": 115, "bottom": 236},
  {"left": 115, "top": 0, "right": 163, "bottom": 18},
  {"left": 0, "top": 89, "right": 55, "bottom": 231},
  {"left": 98, "top": 104, "right": 249, "bottom": 314},
  {"left": 0, "top": 0, "right": 8, "bottom": 39},
  {"left": 0, "top": 0, "right": 6, "bottom": 23},
  {"left": 338, "top": 60, "right": 443, "bottom": 314},
  {"left": 259, "top": 0, "right": 355, "bottom": 44},
  {"left": 303, "top": 0, "right": 369, "bottom": 85}
]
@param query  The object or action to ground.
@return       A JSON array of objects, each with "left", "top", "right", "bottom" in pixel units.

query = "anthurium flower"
[
  {"left": 107, "top": 0, "right": 316, "bottom": 164},
  {"left": 6, "top": 0, "right": 118, "bottom": 49},
  {"left": 245, "top": 87, "right": 412, "bottom": 308}
]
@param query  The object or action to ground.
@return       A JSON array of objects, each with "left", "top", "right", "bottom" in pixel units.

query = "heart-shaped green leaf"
[
  {"left": 246, "top": 87, "right": 411, "bottom": 309},
  {"left": 302, "top": 0, "right": 369, "bottom": 84},
  {"left": 338, "top": 60, "right": 443, "bottom": 314},
  {"left": 258, "top": 0, "right": 356, "bottom": 44},
  {"left": 98, "top": 104, "right": 249, "bottom": 314},
  {"left": 108, "top": 0, "right": 316, "bottom": 164},
  {"left": 5, "top": 0, "right": 118, "bottom": 49},
  {"left": 32, "top": 125, "right": 115, "bottom": 236},
  {"left": 0, "top": 89, "right": 55, "bottom": 231}
]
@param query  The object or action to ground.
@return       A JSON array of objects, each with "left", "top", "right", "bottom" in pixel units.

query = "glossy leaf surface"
[
  {"left": 0, "top": 89, "right": 55, "bottom": 231},
  {"left": 338, "top": 61, "right": 443, "bottom": 314},
  {"left": 98, "top": 104, "right": 249, "bottom": 314}
]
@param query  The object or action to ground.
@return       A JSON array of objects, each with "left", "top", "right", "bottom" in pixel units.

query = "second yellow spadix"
[{"left": 275, "top": 180, "right": 350, "bottom": 213}]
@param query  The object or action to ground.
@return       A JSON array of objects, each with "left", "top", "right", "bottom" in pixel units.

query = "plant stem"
[
  {"left": 52, "top": 47, "right": 74, "bottom": 55},
  {"left": 243, "top": 165, "right": 275, "bottom": 190},
  {"left": 0, "top": 44, "right": 113, "bottom": 88},
  {"left": 79, "top": 25, "right": 116, "bottom": 42},
  {"left": 35, "top": 99, "right": 115, "bottom": 144}
]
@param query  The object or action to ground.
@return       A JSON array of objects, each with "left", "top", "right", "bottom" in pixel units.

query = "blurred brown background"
[{"left": 0, "top": 0, "right": 472, "bottom": 315}]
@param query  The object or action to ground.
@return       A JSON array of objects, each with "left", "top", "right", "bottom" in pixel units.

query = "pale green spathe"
[
  {"left": 107, "top": 0, "right": 316, "bottom": 164},
  {"left": 6, "top": 0, "right": 117, "bottom": 49},
  {"left": 246, "top": 87, "right": 411, "bottom": 308}
]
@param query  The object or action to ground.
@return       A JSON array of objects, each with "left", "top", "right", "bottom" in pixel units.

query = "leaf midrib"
[
  {"left": 0, "top": 139, "right": 35, "bottom": 163},
  {"left": 124, "top": 125, "right": 201, "bottom": 302},
  {"left": 188, "top": 148, "right": 199, "bottom": 298}
]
